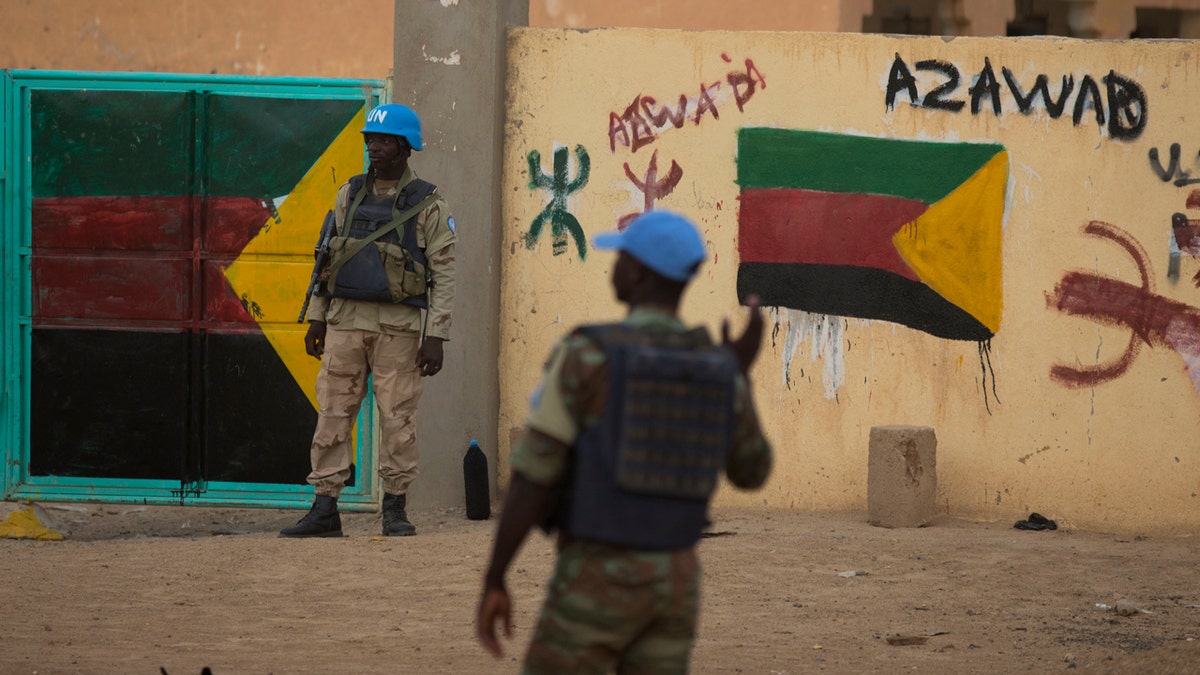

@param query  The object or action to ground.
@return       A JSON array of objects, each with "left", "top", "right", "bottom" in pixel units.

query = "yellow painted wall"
[{"left": 501, "top": 28, "right": 1200, "bottom": 534}]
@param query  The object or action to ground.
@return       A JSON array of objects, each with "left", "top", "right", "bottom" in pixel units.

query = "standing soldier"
[
  {"left": 476, "top": 210, "right": 772, "bottom": 672},
  {"left": 281, "top": 103, "right": 457, "bottom": 538}
]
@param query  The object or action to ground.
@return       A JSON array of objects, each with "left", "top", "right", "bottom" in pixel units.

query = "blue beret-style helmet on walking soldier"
[{"left": 362, "top": 103, "right": 424, "bottom": 151}]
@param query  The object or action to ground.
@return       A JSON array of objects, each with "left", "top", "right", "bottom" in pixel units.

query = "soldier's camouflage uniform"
[
  {"left": 511, "top": 307, "right": 772, "bottom": 673},
  {"left": 303, "top": 167, "right": 456, "bottom": 498}
]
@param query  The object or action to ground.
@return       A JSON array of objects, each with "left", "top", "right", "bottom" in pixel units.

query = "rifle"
[{"left": 297, "top": 209, "right": 337, "bottom": 323}]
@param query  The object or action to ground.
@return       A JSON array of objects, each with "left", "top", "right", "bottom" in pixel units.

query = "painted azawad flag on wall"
[
  {"left": 735, "top": 128, "right": 1007, "bottom": 341},
  {"left": 27, "top": 89, "right": 365, "bottom": 484}
]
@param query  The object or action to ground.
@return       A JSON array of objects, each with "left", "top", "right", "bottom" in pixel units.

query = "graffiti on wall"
[
  {"left": 619, "top": 150, "right": 684, "bottom": 230},
  {"left": 525, "top": 145, "right": 591, "bottom": 259},
  {"left": 1149, "top": 143, "right": 1200, "bottom": 188},
  {"left": 884, "top": 54, "right": 1148, "bottom": 141},
  {"left": 608, "top": 53, "right": 766, "bottom": 154},
  {"left": 606, "top": 53, "right": 765, "bottom": 230},
  {"left": 1047, "top": 220, "right": 1200, "bottom": 392},
  {"left": 522, "top": 54, "right": 764, "bottom": 259},
  {"left": 1149, "top": 146, "right": 1200, "bottom": 284},
  {"left": 1168, "top": 190, "right": 1200, "bottom": 284}
]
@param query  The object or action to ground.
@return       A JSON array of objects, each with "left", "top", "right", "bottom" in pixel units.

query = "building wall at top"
[
  {"left": 0, "top": 0, "right": 393, "bottom": 78},
  {"left": 530, "top": 0, "right": 862, "bottom": 32},
  {"left": 501, "top": 27, "right": 1200, "bottom": 535},
  {"left": 530, "top": 0, "right": 1200, "bottom": 38}
]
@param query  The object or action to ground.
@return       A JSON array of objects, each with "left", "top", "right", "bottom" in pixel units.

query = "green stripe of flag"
[{"left": 736, "top": 128, "right": 1003, "bottom": 204}]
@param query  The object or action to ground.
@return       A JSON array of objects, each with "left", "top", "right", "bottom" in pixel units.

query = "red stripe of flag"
[{"left": 737, "top": 188, "right": 929, "bottom": 281}]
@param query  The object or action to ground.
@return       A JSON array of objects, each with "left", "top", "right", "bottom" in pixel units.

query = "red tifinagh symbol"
[
  {"left": 618, "top": 151, "right": 684, "bottom": 231},
  {"left": 1046, "top": 220, "right": 1200, "bottom": 388}
]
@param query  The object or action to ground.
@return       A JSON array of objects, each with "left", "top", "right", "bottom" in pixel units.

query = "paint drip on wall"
[{"left": 779, "top": 308, "right": 845, "bottom": 400}]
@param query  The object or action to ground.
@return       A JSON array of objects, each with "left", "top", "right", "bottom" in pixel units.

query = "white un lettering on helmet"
[{"left": 368, "top": 109, "right": 388, "bottom": 123}]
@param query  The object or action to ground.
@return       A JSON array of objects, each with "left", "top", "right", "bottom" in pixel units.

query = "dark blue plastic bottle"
[{"left": 463, "top": 440, "right": 490, "bottom": 520}]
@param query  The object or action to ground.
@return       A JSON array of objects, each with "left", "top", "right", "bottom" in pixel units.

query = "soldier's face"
[{"left": 364, "top": 133, "right": 408, "bottom": 172}]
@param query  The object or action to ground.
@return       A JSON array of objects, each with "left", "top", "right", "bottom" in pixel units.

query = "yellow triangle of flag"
[
  {"left": 224, "top": 107, "right": 366, "bottom": 409},
  {"left": 893, "top": 151, "right": 1007, "bottom": 334}
]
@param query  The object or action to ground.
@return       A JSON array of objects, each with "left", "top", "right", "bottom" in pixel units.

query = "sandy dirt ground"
[{"left": 1, "top": 502, "right": 1199, "bottom": 674}]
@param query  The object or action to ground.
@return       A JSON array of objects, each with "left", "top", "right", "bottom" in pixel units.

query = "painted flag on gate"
[{"left": 735, "top": 128, "right": 1007, "bottom": 341}]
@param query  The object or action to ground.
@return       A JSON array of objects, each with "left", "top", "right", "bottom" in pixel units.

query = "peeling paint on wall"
[
  {"left": 779, "top": 308, "right": 845, "bottom": 400},
  {"left": 421, "top": 45, "right": 462, "bottom": 65}
]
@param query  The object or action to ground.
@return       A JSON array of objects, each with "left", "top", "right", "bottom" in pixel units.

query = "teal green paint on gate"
[{"left": 1, "top": 72, "right": 19, "bottom": 498}]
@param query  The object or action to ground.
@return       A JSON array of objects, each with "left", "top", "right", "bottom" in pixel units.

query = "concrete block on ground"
[{"left": 868, "top": 425, "right": 937, "bottom": 528}]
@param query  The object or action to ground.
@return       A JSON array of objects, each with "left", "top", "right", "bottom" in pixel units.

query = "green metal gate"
[{"left": 1, "top": 70, "right": 384, "bottom": 509}]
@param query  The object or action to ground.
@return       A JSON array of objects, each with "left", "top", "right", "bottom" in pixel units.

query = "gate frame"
[{"left": 0, "top": 70, "right": 387, "bottom": 511}]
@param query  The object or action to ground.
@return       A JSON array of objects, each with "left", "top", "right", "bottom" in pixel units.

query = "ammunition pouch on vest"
[
  {"left": 562, "top": 323, "right": 738, "bottom": 549},
  {"left": 324, "top": 174, "right": 437, "bottom": 308}
]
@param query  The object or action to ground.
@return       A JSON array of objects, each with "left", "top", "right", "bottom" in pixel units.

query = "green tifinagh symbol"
[{"left": 526, "top": 145, "right": 590, "bottom": 259}]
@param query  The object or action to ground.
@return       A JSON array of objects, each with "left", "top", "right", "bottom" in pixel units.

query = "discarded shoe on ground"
[{"left": 1013, "top": 512, "right": 1057, "bottom": 531}]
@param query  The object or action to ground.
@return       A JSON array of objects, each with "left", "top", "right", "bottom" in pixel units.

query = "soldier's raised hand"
[{"left": 721, "top": 294, "right": 764, "bottom": 374}]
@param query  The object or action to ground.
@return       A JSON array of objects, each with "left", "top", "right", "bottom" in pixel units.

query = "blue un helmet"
[
  {"left": 361, "top": 103, "right": 423, "bottom": 151},
  {"left": 593, "top": 210, "right": 707, "bottom": 282}
]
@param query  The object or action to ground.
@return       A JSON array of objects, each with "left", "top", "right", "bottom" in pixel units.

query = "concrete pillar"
[
  {"left": 392, "top": 0, "right": 528, "bottom": 509},
  {"left": 867, "top": 425, "right": 937, "bottom": 528}
]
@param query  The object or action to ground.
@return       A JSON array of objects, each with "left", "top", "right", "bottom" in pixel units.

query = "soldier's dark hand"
[
  {"left": 721, "top": 294, "right": 764, "bottom": 374},
  {"left": 416, "top": 336, "right": 445, "bottom": 377},
  {"left": 304, "top": 321, "right": 327, "bottom": 359},
  {"left": 476, "top": 587, "right": 513, "bottom": 658}
]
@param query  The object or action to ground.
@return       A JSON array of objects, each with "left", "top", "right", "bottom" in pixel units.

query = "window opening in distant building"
[
  {"left": 1132, "top": 8, "right": 1182, "bottom": 38},
  {"left": 1007, "top": 0, "right": 1071, "bottom": 36},
  {"left": 864, "top": 0, "right": 935, "bottom": 35}
]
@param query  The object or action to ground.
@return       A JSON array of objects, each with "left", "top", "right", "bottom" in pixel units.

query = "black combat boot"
[
  {"left": 279, "top": 495, "right": 343, "bottom": 538},
  {"left": 381, "top": 492, "right": 416, "bottom": 536}
]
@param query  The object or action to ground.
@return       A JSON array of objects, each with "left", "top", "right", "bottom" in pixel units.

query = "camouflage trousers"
[
  {"left": 307, "top": 328, "right": 423, "bottom": 498},
  {"left": 523, "top": 540, "right": 700, "bottom": 674}
]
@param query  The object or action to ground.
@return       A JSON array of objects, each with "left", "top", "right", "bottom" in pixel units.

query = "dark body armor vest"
[
  {"left": 564, "top": 323, "right": 738, "bottom": 549},
  {"left": 326, "top": 173, "right": 436, "bottom": 308}
]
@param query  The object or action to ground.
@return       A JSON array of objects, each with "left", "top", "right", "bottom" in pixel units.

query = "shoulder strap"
[
  {"left": 346, "top": 173, "right": 368, "bottom": 200},
  {"left": 402, "top": 179, "right": 437, "bottom": 208}
]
